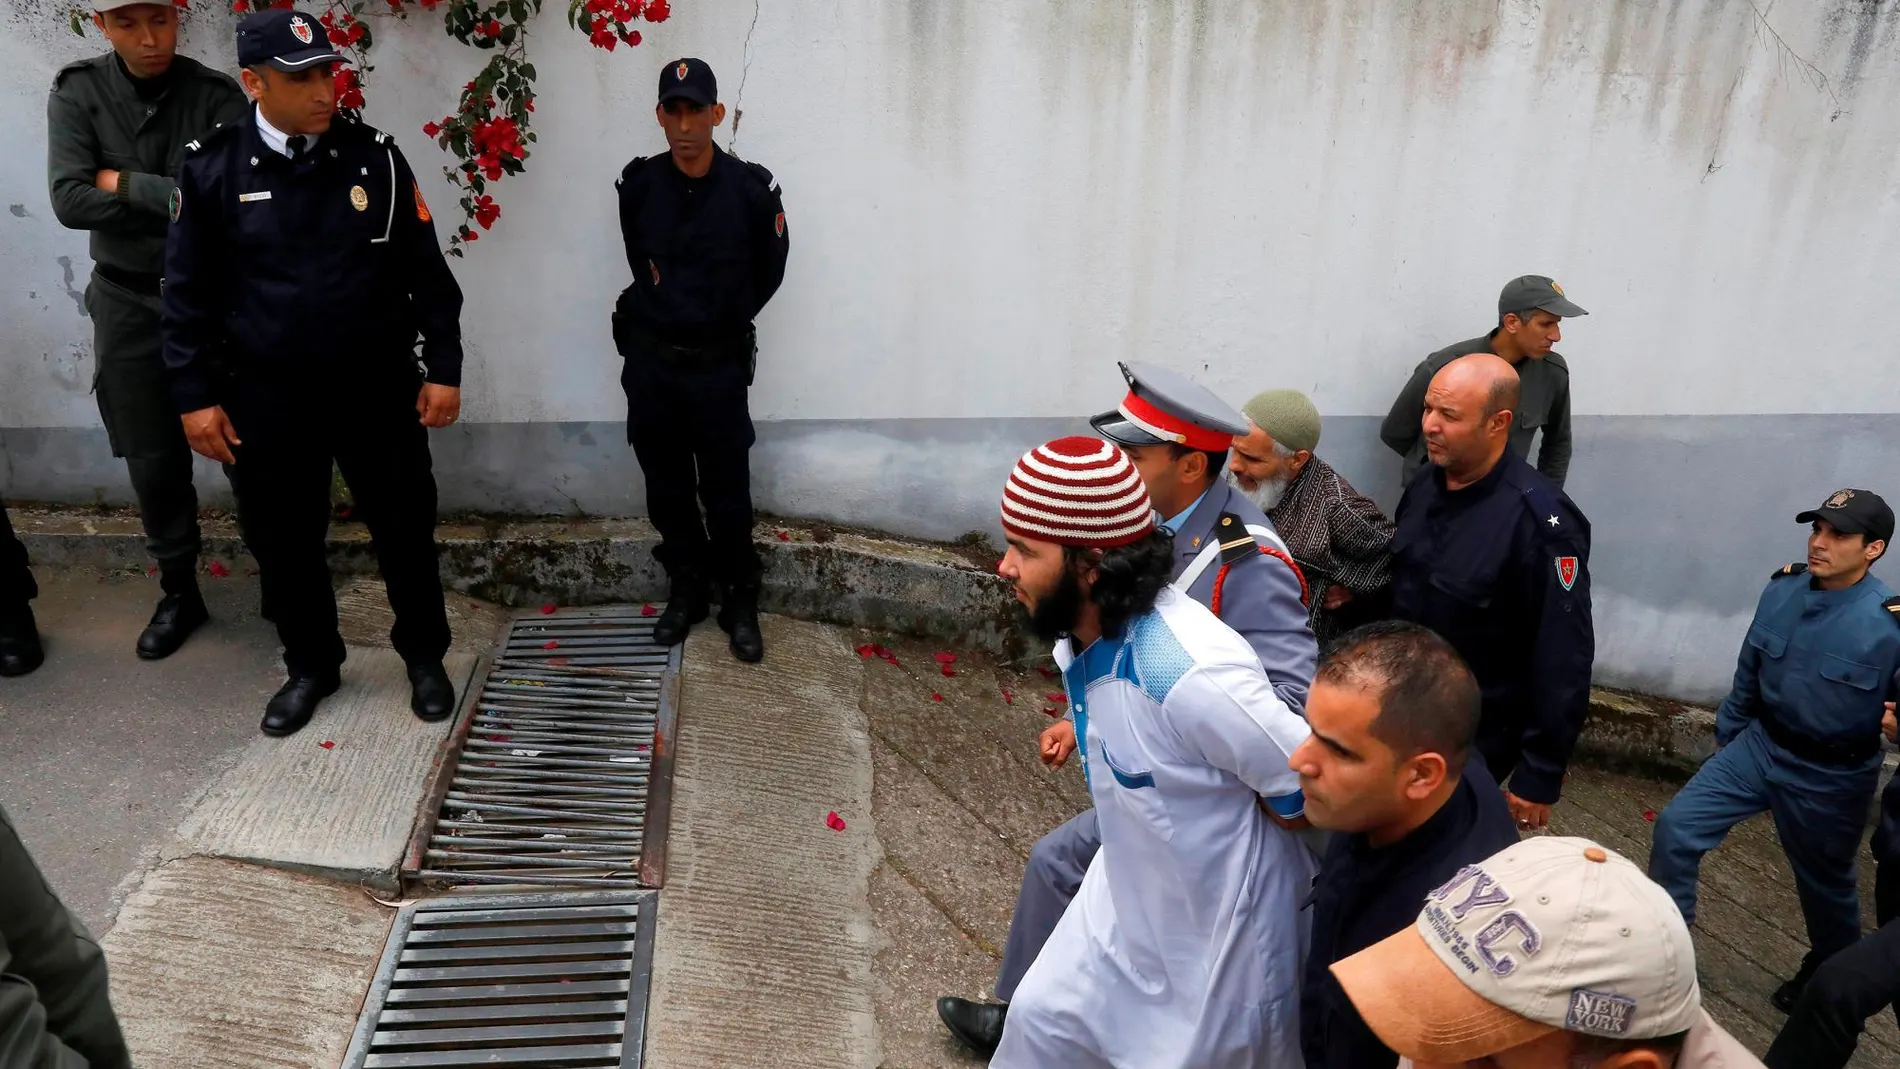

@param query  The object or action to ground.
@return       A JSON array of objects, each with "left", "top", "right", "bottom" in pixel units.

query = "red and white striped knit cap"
[{"left": 1001, "top": 436, "right": 1157, "bottom": 549}]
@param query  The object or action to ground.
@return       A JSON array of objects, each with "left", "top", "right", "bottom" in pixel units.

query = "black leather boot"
[
  {"left": 652, "top": 573, "right": 710, "bottom": 647},
  {"left": 138, "top": 568, "right": 208, "bottom": 660},
  {"left": 408, "top": 661, "right": 457, "bottom": 722},
  {"left": 0, "top": 605, "right": 43, "bottom": 678},
  {"left": 1773, "top": 952, "right": 1825, "bottom": 1013},
  {"left": 261, "top": 674, "right": 341, "bottom": 736},
  {"left": 717, "top": 583, "right": 764, "bottom": 663}
]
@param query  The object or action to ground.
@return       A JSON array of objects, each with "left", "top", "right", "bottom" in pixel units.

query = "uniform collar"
[
  {"left": 1805, "top": 572, "right": 1884, "bottom": 606},
  {"left": 254, "top": 105, "right": 297, "bottom": 158},
  {"left": 1161, "top": 487, "right": 1213, "bottom": 534},
  {"left": 1433, "top": 447, "right": 1516, "bottom": 497},
  {"left": 1347, "top": 758, "right": 1485, "bottom": 871}
]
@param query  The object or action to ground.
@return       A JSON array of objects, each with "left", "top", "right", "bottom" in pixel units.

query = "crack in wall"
[{"left": 727, "top": 0, "right": 762, "bottom": 152}]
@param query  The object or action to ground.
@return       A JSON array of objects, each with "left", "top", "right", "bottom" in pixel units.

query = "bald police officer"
[
  {"left": 49, "top": 0, "right": 246, "bottom": 659},
  {"left": 1651, "top": 489, "right": 1900, "bottom": 1013},
  {"left": 164, "top": 10, "right": 464, "bottom": 736},
  {"left": 1382, "top": 275, "right": 1587, "bottom": 488},
  {"left": 935, "top": 361, "right": 1317, "bottom": 1056},
  {"left": 614, "top": 58, "right": 789, "bottom": 664}
]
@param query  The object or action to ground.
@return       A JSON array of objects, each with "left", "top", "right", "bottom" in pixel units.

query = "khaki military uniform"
[
  {"left": 0, "top": 805, "right": 130, "bottom": 1068},
  {"left": 47, "top": 53, "right": 246, "bottom": 591}
]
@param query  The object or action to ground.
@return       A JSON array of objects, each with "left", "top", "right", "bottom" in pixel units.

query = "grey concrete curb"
[{"left": 8, "top": 508, "right": 1017, "bottom": 657}]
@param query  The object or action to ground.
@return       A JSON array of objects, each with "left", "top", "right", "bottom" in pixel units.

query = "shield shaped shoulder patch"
[{"left": 1556, "top": 556, "right": 1579, "bottom": 591}]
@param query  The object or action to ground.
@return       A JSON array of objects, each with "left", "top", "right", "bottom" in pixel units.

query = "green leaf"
[
  {"left": 521, "top": 63, "right": 537, "bottom": 81},
  {"left": 69, "top": 8, "right": 82, "bottom": 35}
]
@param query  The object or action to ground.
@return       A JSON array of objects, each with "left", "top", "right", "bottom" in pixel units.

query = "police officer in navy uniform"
[
  {"left": 162, "top": 9, "right": 464, "bottom": 736},
  {"left": 935, "top": 361, "right": 1317, "bottom": 1056},
  {"left": 1651, "top": 488, "right": 1900, "bottom": 1014},
  {"left": 1388, "top": 353, "right": 1594, "bottom": 832},
  {"left": 613, "top": 58, "right": 789, "bottom": 663}
]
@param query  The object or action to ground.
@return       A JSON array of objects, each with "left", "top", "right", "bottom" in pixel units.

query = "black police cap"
[
  {"left": 658, "top": 57, "right": 716, "bottom": 106},
  {"left": 236, "top": 9, "right": 349, "bottom": 71}
]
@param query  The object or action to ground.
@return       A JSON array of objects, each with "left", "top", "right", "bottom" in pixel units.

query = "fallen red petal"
[
  {"left": 941, "top": 665, "right": 956, "bottom": 677},
  {"left": 208, "top": 561, "right": 230, "bottom": 577},
  {"left": 1037, "top": 665, "right": 1059, "bottom": 678},
  {"left": 934, "top": 651, "right": 958, "bottom": 664},
  {"left": 541, "top": 603, "right": 557, "bottom": 615},
  {"left": 146, "top": 565, "right": 159, "bottom": 577},
  {"left": 1643, "top": 810, "right": 1656, "bottom": 822},
  {"left": 856, "top": 644, "right": 877, "bottom": 658},
  {"left": 1042, "top": 705, "right": 1060, "bottom": 717},
  {"left": 776, "top": 529, "right": 791, "bottom": 541},
  {"left": 825, "top": 811, "right": 847, "bottom": 831},
  {"left": 1046, "top": 692, "right": 1067, "bottom": 702},
  {"left": 932, "top": 692, "right": 944, "bottom": 702},
  {"left": 1001, "top": 688, "right": 1014, "bottom": 704},
  {"left": 319, "top": 740, "right": 336, "bottom": 749},
  {"left": 640, "top": 603, "right": 657, "bottom": 617},
  {"left": 543, "top": 640, "right": 559, "bottom": 650}
]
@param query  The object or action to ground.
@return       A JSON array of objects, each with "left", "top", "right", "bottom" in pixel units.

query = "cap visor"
[
  {"left": 1330, "top": 926, "right": 1559, "bottom": 1063},
  {"left": 1538, "top": 296, "right": 1589, "bottom": 317},
  {"left": 1795, "top": 509, "right": 1872, "bottom": 535},
  {"left": 269, "top": 48, "right": 349, "bottom": 71},
  {"left": 658, "top": 88, "right": 714, "bottom": 106},
  {"left": 1088, "top": 411, "right": 1166, "bottom": 448}
]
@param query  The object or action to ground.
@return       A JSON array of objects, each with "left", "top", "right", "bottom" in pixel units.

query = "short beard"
[
  {"left": 1018, "top": 566, "right": 1088, "bottom": 643},
  {"left": 1227, "top": 468, "right": 1291, "bottom": 512}
]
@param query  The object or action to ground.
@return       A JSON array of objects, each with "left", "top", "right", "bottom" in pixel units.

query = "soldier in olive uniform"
[
  {"left": 0, "top": 804, "right": 132, "bottom": 1068},
  {"left": 48, "top": 0, "right": 248, "bottom": 659}
]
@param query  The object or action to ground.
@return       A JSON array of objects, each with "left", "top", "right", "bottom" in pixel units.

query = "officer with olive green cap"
[
  {"left": 1380, "top": 275, "right": 1588, "bottom": 489},
  {"left": 0, "top": 804, "right": 132, "bottom": 1067},
  {"left": 1229, "top": 388, "right": 1394, "bottom": 642},
  {"left": 49, "top": 0, "right": 248, "bottom": 660}
]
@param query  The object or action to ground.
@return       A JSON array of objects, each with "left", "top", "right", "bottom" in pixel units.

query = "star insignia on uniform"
[{"left": 1547, "top": 515, "right": 1561, "bottom": 527}]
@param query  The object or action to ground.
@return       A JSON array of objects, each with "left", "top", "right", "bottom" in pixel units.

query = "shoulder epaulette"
[
  {"left": 1882, "top": 596, "right": 1899, "bottom": 624},
  {"left": 184, "top": 120, "right": 241, "bottom": 155},
  {"left": 51, "top": 55, "right": 103, "bottom": 92},
  {"left": 1215, "top": 512, "right": 1255, "bottom": 565},
  {"left": 1517, "top": 479, "right": 1575, "bottom": 539},
  {"left": 1772, "top": 562, "right": 1809, "bottom": 580},
  {"left": 741, "top": 158, "right": 780, "bottom": 193}
]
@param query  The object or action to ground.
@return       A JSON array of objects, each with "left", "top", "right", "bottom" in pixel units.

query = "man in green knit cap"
[{"left": 1228, "top": 389, "right": 1395, "bottom": 641}]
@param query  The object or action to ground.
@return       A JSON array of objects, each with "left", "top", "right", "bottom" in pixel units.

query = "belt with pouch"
[
  {"left": 95, "top": 263, "right": 163, "bottom": 297},
  {"left": 1758, "top": 709, "right": 1882, "bottom": 766}
]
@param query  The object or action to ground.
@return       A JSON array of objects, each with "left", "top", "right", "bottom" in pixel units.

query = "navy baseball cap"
[
  {"left": 236, "top": 9, "right": 349, "bottom": 72},
  {"left": 658, "top": 57, "right": 716, "bottom": 106},
  {"left": 1796, "top": 488, "right": 1895, "bottom": 544}
]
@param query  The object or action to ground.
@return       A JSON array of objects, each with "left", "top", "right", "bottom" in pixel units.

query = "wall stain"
[
  {"left": 54, "top": 256, "right": 85, "bottom": 316},
  {"left": 7, "top": 204, "right": 25, "bottom": 218}
]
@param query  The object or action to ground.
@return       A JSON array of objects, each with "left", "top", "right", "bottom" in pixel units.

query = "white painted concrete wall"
[{"left": 3, "top": 0, "right": 1899, "bottom": 701}]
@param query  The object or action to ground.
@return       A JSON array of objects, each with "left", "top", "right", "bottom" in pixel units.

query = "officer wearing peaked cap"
[
  {"left": 163, "top": 8, "right": 465, "bottom": 738},
  {"left": 1651, "top": 487, "right": 1900, "bottom": 1014},
  {"left": 936, "top": 360, "right": 1318, "bottom": 1057}
]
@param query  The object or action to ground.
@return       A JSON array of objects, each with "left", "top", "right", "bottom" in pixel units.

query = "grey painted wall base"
[
  {"left": 5, "top": 410, "right": 1897, "bottom": 700},
  {"left": 8, "top": 509, "right": 1016, "bottom": 657}
]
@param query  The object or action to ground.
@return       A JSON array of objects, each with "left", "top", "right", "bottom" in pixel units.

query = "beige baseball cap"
[{"left": 1332, "top": 837, "right": 1702, "bottom": 1062}]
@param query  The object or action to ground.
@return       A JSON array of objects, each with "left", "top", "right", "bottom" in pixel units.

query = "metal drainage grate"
[
  {"left": 342, "top": 890, "right": 658, "bottom": 1068},
  {"left": 407, "top": 608, "right": 682, "bottom": 889}
]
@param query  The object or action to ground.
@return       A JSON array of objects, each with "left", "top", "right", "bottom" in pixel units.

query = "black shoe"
[
  {"left": 936, "top": 997, "right": 1007, "bottom": 1057},
  {"left": 651, "top": 580, "right": 710, "bottom": 647},
  {"left": 408, "top": 662, "right": 457, "bottom": 722},
  {"left": 717, "top": 586, "right": 764, "bottom": 663},
  {"left": 261, "top": 674, "right": 340, "bottom": 737},
  {"left": 1773, "top": 955, "right": 1824, "bottom": 1013},
  {"left": 0, "top": 607, "right": 44, "bottom": 678},
  {"left": 137, "top": 591, "right": 208, "bottom": 660}
]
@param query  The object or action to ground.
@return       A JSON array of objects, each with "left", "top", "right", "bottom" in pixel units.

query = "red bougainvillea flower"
[
  {"left": 934, "top": 652, "right": 957, "bottom": 664},
  {"left": 825, "top": 811, "right": 847, "bottom": 832},
  {"left": 423, "top": 120, "right": 443, "bottom": 138},
  {"left": 541, "top": 604, "right": 557, "bottom": 615},
  {"left": 208, "top": 561, "right": 230, "bottom": 578},
  {"left": 472, "top": 194, "right": 500, "bottom": 230},
  {"left": 941, "top": 665, "right": 956, "bottom": 677},
  {"left": 333, "top": 67, "right": 365, "bottom": 110},
  {"left": 542, "top": 640, "right": 558, "bottom": 650},
  {"left": 588, "top": 16, "right": 617, "bottom": 49},
  {"left": 640, "top": 603, "right": 657, "bottom": 617},
  {"left": 620, "top": 30, "right": 641, "bottom": 46},
  {"left": 644, "top": 0, "right": 669, "bottom": 20}
]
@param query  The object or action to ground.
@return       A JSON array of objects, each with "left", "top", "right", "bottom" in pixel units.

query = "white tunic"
[{"left": 994, "top": 587, "right": 1316, "bottom": 1069}]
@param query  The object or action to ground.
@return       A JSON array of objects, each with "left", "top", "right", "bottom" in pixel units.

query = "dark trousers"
[
  {"left": 1764, "top": 864, "right": 1900, "bottom": 1069},
  {"left": 88, "top": 274, "right": 202, "bottom": 589},
  {"left": 224, "top": 364, "right": 449, "bottom": 679},
  {"left": 0, "top": 497, "right": 35, "bottom": 612},
  {"left": 619, "top": 337, "right": 760, "bottom": 589}
]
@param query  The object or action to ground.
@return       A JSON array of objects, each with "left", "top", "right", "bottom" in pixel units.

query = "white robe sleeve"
[{"left": 1165, "top": 661, "right": 1312, "bottom": 817}]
